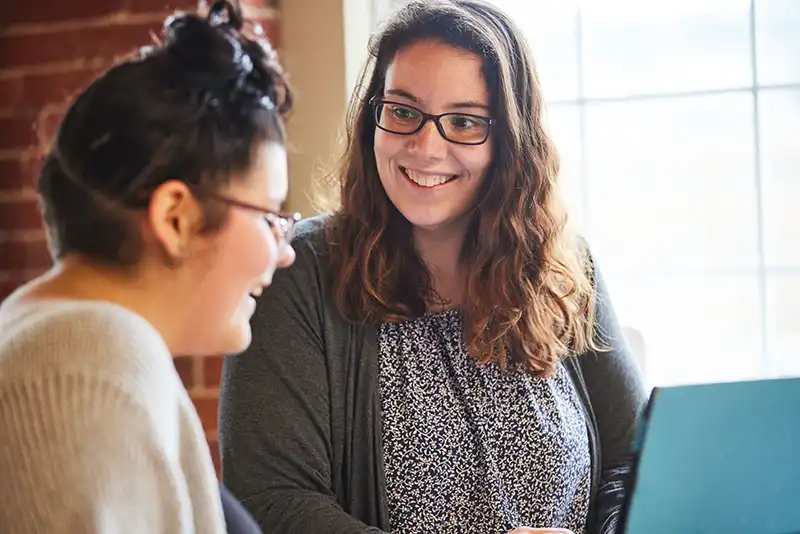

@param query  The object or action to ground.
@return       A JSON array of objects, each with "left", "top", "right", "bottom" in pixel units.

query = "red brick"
[
  {"left": 240, "top": 0, "right": 279, "bottom": 8},
  {"left": 6, "top": 0, "right": 124, "bottom": 25},
  {"left": 0, "top": 22, "right": 160, "bottom": 70},
  {"left": 37, "top": 111, "right": 65, "bottom": 153},
  {"left": 0, "top": 115, "right": 38, "bottom": 152},
  {"left": 203, "top": 355, "right": 224, "bottom": 387},
  {"left": 174, "top": 355, "right": 195, "bottom": 388},
  {"left": 0, "top": 238, "right": 51, "bottom": 272},
  {"left": 129, "top": 0, "right": 196, "bottom": 14},
  {"left": 192, "top": 396, "right": 219, "bottom": 431},
  {"left": 0, "top": 69, "right": 103, "bottom": 111},
  {"left": 0, "top": 158, "right": 41, "bottom": 192},
  {"left": 0, "top": 198, "right": 43, "bottom": 231},
  {"left": 5, "top": 0, "right": 194, "bottom": 25}
]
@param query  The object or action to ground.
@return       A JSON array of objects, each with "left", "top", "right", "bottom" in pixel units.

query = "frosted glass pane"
[
  {"left": 545, "top": 104, "right": 584, "bottom": 232},
  {"left": 755, "top": 0, "right": 800, "bottom": 85},
  {"left": 758, "top": 88, "right": 800, "bottom": 267},
  {"left": 582, "top": 0, "right": 752, "bottom": 98},
  {"left": 766, "top": 275, "right": 800, "bottom": 377},
  {"left": 604, "top": 273, "right": 763, "bottom": 388},
  {"left": 584, "top": 92, "right": 759, "bottom": 273},
  {"left": 488, "top": 0, "right": 580, "bottom": 102}
]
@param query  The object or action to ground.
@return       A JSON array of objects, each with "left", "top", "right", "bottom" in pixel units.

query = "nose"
[
  {"left": 408, "top": 119, "right": 448, "bottom": 161},
  {"left": 276, "top": 242, "right": 295, "bottom": 269}
]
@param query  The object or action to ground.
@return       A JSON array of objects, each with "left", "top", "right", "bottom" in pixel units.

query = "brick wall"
[{"left": 1, "top": 0, "right": 280, "bottom": 474}]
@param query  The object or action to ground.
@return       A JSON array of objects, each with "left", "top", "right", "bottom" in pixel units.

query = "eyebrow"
[{"left": 385, "top": 88, "right": 490, "bottom": 112}]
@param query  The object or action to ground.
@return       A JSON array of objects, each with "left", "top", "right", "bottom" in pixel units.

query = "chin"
[
  {"left": 221, "top": 326, "right": 253, "bottom": 356},
  {"left": 401, "top": 213, "right": 451, "bottom": 232},
  {"left": 181, "top": 326, "right": 252, "bottom": 358},
  {"left": 385, "top": 179, "right": 475, "bottom": 234},
  {"left": 395, "top": 204, "right": 470, "bottom": 234}
]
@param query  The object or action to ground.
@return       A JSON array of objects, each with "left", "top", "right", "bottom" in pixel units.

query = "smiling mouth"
[{"left": 400, "top": 166, "right": 459, "bottom": 188}]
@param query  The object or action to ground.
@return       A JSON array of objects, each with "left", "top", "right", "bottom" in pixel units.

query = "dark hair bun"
[
  {"left": 160, "top": 0, "right": 291, "bottom": 114},
  {"left": 37, "top": 1, "right": 293, "bottom": 266},
  {"left": 205, "top": 0, "right": 244, "bottom": 30}
]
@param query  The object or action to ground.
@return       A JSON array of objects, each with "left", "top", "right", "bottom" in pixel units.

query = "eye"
[
  {"left": 388, "top": 104, "right": 420, "bottom": 122},
  {"left": 449, "top": 115, "right": 481, "bottom": 130}
]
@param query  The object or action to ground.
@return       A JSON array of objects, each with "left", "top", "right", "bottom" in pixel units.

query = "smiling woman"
[
  {"left": 0, "top": 1, "right": 294, "bottom": 532},
  {"left": 219, "top": 1, "right": 646, "bottom": 534},
  {"left": 372, "top": 40, "right": 493, "bottom": 240}
]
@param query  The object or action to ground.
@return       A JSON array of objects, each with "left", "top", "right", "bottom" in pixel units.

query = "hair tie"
[
  {"left": 206, "top": 0, "right": 243, "bottom": 30},
  {"left": 259, "top": 95, "right": 275, "bottom": 110}
]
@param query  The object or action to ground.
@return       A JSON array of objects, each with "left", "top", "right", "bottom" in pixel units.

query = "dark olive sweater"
[{"left": 218, "top": 215, "right": 647, "bottom": 534}]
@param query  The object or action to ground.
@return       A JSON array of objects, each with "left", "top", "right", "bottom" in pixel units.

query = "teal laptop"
[{"left": 621, "top": 377, "right": 800, "bottom": 534}]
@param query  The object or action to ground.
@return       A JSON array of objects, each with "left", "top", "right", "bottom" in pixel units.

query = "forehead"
[
  {"left": 234, "top": 141, "right": 288, "bottom": 206},
  {"left": 384, "top": 40, "right": 489, "bottom": 106}
]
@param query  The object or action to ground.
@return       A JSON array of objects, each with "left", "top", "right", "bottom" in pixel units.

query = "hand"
[{"left": 507, "top": 529, "right": 575, "bottom": 534}]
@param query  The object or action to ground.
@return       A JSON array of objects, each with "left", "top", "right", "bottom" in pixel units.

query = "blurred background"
[
  {"left": 1, "top": 0, "right": 798, "bottom": 469},
  {"left": 479, "top": 0, "right": 800, "bottom": 390},
  {"left": 355, "top": 0, "right": 800, "bottom": 391},
  {"left": 370, "top": 0, "right": 800, "bottom": 390}
]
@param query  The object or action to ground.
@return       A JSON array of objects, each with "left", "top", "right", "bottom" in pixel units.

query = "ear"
[{"left": 146, "top": 180, "right": 205, "bottom": 261}]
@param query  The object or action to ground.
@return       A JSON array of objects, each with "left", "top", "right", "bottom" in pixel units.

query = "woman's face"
[
  {"left": 373, "top": 39, "right": 493, "bottom": 236},
  {"left": 176, "top": 141, "right": 295, "bottom": 356}
]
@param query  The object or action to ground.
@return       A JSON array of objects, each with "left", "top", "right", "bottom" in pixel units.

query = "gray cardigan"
[{"left": 218, "top": 216, "right": 647, "bottom": 534}]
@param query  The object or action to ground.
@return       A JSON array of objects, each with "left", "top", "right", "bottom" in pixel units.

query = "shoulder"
[
  {"left": 0, "top": 368, "right": 204, "bottom": 533},
  {"left": 2, "top": 299, "right": 169, "bottom": 365},
  {"left": 0, "top": 302, "right": 195, "bottom": 490},
  {"left": 0, "top": 300, "right": 181, "bottom": 417},
  {"left": 0, "top": 301, "right": 222, "bottom": 531},
  {"left": 289, "top": 213, "right": 334, "bottom": 269},
  {"left": 269, "top": 213, "right": 335, "bottom": 295},
  {"left": 292, "top": 212, "right": 331, "bottom": 245},
  {"left": 246, "top": 213, "right": 352, "bottom": 357}
]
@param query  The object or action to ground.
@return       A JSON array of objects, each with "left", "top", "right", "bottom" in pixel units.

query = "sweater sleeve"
[
  {"left": 218, "top": 231, "right": 385, "bottom": 533},
  {"left": 579, "top": 260, "right": 649, "bottom": 534},
  {"left": 0, "top": 372, "right": 191, "bottom": 534}
]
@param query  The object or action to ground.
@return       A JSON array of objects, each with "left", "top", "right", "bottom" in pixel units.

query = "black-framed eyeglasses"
[
  {"left": 370, "top": 97, "right": 493, "bottom": 146},
  {"left": 206, "top": 192, "right": 301, "bottom": 244}
]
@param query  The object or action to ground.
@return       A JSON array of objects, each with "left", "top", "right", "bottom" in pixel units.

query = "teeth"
[
  {"left": 404, "top": 168, "right": 454, "bottom": 188},
  {"left": 250, "top": 287, "right": 264, "bottom": 298}
]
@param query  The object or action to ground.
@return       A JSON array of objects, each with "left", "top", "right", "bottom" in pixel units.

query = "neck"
[
  {"left": 413, "top": 218, "right": 469, "bottom": 311},
  {"left": 21, "top": 256, "right": 183, "bottom": 355}
]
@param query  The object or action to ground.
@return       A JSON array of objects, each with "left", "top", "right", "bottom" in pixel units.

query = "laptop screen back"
[{"left": 622, "top": 378, "right": 800, "bottom": 534}]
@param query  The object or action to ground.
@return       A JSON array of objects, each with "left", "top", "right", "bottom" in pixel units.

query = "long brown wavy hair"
[{"left": 324, "top": 0, "right": 604, "bottom": 376}]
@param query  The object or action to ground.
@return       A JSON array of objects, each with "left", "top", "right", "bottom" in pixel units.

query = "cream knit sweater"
[{"left": 0, "top": 297, "right": 226, "bottom": 534}]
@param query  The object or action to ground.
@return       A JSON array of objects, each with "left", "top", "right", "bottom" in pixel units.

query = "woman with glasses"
[
  {"left": 219, "top": 1, "right": 645, "bottom": 533},
  {"left": 0, "top": 2, "right": 295, "bottom": 532}
]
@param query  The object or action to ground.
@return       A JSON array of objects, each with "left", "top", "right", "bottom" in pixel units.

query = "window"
[{"left": 371, "top": 0, "right": 800, "bottom": 388}]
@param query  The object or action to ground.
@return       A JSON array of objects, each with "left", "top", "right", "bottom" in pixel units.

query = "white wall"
[{"left": 279, "top": 0, "right": 375, "bottom": 216}]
